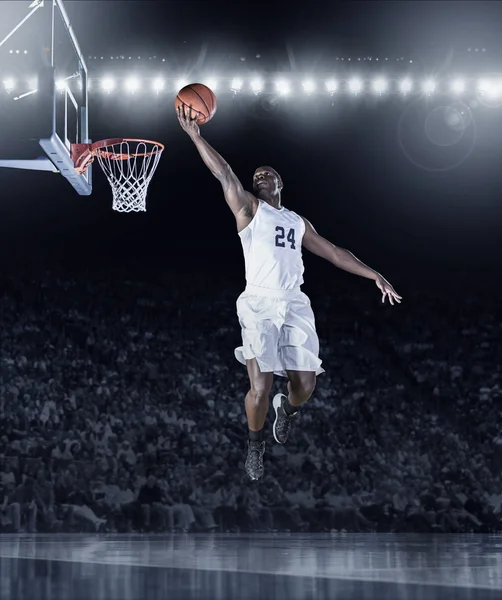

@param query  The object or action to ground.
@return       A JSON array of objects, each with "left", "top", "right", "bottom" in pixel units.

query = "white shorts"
[{"left": 234, "top": 284, "right": 325, "bottom": 378}]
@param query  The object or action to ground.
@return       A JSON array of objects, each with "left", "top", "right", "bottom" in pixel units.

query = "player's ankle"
[
  {"left": 248, "top": 427, "right": 264, "bottom": 442},
  {"left": 284, "top": 397, "right": 299, "bottom": 416}
]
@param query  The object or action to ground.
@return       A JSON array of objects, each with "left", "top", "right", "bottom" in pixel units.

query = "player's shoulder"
[
  {"left": 290, "top": 212, "right": 310, "bottom": 233},
  {"left": 288, "top": 207, "right": 307, "bottom": 222}
]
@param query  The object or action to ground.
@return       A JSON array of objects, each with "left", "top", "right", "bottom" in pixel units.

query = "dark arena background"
[{"left": 1, "top": 1, "right": 502, "bottom": 599}]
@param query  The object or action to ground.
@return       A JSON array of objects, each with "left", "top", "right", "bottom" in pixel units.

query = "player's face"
[{"left": 253, "top": 167, "right": 282, "bottom": 195}]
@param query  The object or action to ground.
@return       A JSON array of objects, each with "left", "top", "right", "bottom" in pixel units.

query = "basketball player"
[{"left": 177, "top": 105, "right": 402, "bottom": 481}]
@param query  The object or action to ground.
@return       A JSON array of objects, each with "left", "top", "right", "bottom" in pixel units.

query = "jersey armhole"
[{"left": 238, "top": 199, "right": 261, "bottom": 236}]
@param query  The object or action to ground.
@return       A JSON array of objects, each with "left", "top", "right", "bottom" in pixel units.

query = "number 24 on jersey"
[{"left": 275, "top": 226, "right": 296, "bottom": 249}]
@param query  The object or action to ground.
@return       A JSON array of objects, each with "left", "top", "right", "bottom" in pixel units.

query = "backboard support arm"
[
  {"left": 0, "top": 0, "right": 92, "bottom": 195},
  {"left": 0, "top": 0, "right": 45, "bottom": 50}
]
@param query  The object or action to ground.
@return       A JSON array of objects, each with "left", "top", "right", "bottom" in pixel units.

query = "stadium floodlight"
[
  {"left": 230, "top": 77, "right": 243, "bottom": 92},
  {"left": 302, "top": 79, "right": 316, "bottom": 94},
  {"left": 250, "top": 78, "right": 263, "bottom": 93},
  {"left": 125, "top": 76, "right": 140, "bottom": 93},
  {"left": 450, "top": 78, "right": 465, "bottom": 94},
  {"left": 422, "top": 79, "right": 436, "bottom": 94},
  {"left": 275, "top": 79, "right": 291, "bottom": 95},
  {"left": 101, "top": 77, "right": 115, "bottom": 93},
  {"left": 489, "top": 81, "right": 502, "bottom": 98},
  {"left": 399, "top": 78, "right": 412, "bottom": 94},
  {"left": 175, "top": 78, "right": 188, "bottom": 91},
  {"left": 478, "top": 78, "right": 501, "bottom": 98},
  {"left": 3, "top": 78, "right": 15, "bottom": 92},
  {"left": 477, "top": 79, "right": 489, "bottom": 92},
  {"left": 204, "top": 78, "right": 218, "bottom": 91},
  {"left": 348, "top": 77, "right": 362, "bottom": 93},
  {"left": 325, "top": 79, "right": 338, "bottom": 93},
  {"left": 152, "top": 77, "right": 164, "bottom": 92},
  {"left": 55, "top": 78, "right": 66, "bottom": 92},
  {"left": 372, "top": 77, "right": 388, "bottom": 94}
]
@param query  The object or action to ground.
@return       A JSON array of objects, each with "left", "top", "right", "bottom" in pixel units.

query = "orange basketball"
[{"left": 175, "top": 83, "right": 217, "bottom": 125}]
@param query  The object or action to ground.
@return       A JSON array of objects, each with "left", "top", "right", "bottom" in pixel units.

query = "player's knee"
[
  {"left": 291, "top": 375, "right": 316, "bottom": 401},
  {"left": 248, "top": 385, "right": 271, "bottom": 405},
  {"left": 301, "top": 380, "right": 316, "bottom": 401}
]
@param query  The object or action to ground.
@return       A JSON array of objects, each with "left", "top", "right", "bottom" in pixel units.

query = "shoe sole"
[{"left": 272, "top": 393, "right": 286, "bottom": 444}]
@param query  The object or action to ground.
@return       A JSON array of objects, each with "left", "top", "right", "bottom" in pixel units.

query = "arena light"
[
  {"left": 3, "top": 77, "right": 15, "bottom": 92},
  {"left": 230, "top": 77, "right": 243, "bottom": 92},
  {"left": 302, "top": 79, "right": 316, "bottom": 94},
  {"left": 125, "top": 76, "right": 140, "bottom": 93},
  {"left": 175, "top": 78, "right": 188, "bottom": 91},
  {"left": 478, "top": 78, "right": 501, "bottom": 98},
  {"left": 399, "top": 78, "right": 412, "bottom": 94},
  {"left": 204, "top": 77, "right": 218, "bottom": 91},
  {"left": 422, "top": 79, "right": 436, "bottom": 94},
  {"left": 372, "top": 77, "right": 388, "bottom": 94},
  {"left": 152, "top": 77, "right": 164, "bottom": 93},
  {"left": 450, "top": 78, "right": 465, "bottom": 94},
  {"left": 55, "top": 78, "right": 66, "bottom": 92},
  {"left": 489, "top": 81, "right": 502, "bottom": 98},
  {"left": 348, "top": 77, "right": 362, "bottom": 94},
  {"left": 250, "top": 78, "right": 263, "bottom": 93},
  {"left": 478, "top": 78, "right": 489, "bottom": 92},
  {"left": 275, "top": 79, "right": 291, "bottom": 95},
  {"left": 325, "top": 79, "right": 338, "bottom": 93},
  {"left": 101, "top": 77, "right": 115, "bottom": 93}
]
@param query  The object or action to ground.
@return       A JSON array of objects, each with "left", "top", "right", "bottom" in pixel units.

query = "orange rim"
[
  {"left": 72, "top": 138, "right": 164, "bottom": 175},
  {"left": 93, "top": 138, "right": 165, "bottom": 161}
]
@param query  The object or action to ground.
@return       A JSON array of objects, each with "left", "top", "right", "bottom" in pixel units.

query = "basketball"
[{"left": 175, "top": 83, "right": 217, "bottom": 125}]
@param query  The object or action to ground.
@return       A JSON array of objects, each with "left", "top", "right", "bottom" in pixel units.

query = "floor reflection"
[{"left": 0, "top": 533, "right": 501, "bottom": 600}]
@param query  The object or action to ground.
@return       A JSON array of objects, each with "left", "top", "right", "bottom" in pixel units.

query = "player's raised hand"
[
  {"left": 177, "top": 104, "right": 200, "bottom": 138},
  {"left": 375, "top": 274, "right": 402, "bottom": 305}
]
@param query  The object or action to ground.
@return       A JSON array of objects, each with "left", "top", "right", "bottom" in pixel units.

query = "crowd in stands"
[{"left": 1, "top": 264, "right": 501, "bottom": 534}]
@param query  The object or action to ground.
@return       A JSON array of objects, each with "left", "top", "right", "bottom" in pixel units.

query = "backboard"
[{"left": 0, "top": 0, "right": 91, "bottom": 195}]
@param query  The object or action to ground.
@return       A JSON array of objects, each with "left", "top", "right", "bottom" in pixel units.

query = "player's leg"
[
  {"left": 245, "top": 358, "right": 274, "bottom": 435},
  {"left": 286, "top": 370, "right": 316, "bottom": 410},
  {"left": 273, "top": 370, "right": 316, "bottom": 444},
  {"left": 272, "top": 292, "right": 322, "bottom": 445},
  {"left": 245, "top": 358, "right": 274, "bottom": 481}
]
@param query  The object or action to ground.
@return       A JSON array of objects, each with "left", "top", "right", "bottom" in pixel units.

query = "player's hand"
[
  {"left": 375, "top": 274, "right": 402, "bottom": 305},
  {"left": 177, "top": 104, "right": 200, "bottom": 138}
]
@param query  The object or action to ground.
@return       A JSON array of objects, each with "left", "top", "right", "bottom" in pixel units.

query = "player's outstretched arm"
[
  {"left": 177, "top": 105, "right": 253, "bottom": 220},
  {"left": 301, "top": 217, "right": 402, "bottom": 305}
]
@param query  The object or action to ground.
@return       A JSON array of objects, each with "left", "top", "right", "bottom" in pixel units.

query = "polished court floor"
[{"left": 0, "top": 533, "right": 501, "bottom": 599}]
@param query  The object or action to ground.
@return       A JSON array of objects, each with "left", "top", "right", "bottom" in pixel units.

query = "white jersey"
[{"left": 238, "top": 199, "right": 305, "bottom": 291}]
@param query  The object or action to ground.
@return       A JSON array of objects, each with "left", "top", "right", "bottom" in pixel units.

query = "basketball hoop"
[{"left": 72, "top": 138, "right": 164, "bottom": 212}]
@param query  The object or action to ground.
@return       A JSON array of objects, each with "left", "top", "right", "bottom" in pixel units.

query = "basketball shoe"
[
  {"left": 272, "top": 393, "right": 297, "bottom": 444},
  {"left": 245, "top": 440, "right": 265, "bottom": 481}
]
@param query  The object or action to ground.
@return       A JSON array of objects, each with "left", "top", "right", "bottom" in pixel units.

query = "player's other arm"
[
  {"left": 301, "top": 217, "right": 378, "bottom": 280},
  {"left": 301, "top": 217, "right": 402, "bottom": 304},
  {"left": 177, "top": 106, "right": 253, "bottom": 219}
]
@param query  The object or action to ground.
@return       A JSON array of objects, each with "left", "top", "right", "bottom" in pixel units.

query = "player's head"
[{"left": 253, "top": 166, "right": 283, "bottom": 197}]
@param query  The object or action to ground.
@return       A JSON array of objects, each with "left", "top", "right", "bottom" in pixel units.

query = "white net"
[{"left": 95, "top": 140, "right": 164, "bottom": 212}]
